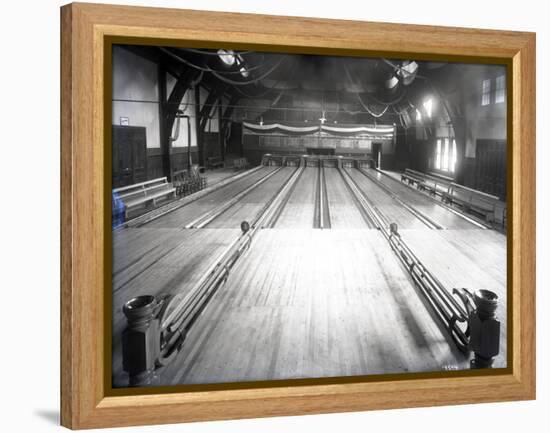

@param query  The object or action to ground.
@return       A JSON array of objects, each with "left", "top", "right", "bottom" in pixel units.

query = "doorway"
[
  {"left": 112, "top": 125, "right": 148, "bottom": 188},
  {"left": 372, "top": 142, "right": 382, "bottom": 168}
]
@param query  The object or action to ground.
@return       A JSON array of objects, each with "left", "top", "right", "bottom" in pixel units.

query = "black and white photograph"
[{"left": 111, "top": 44, "right": 508, "bottom": 388}]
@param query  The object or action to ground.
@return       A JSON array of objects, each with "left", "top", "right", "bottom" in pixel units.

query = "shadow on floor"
[{"left": 34, "top": 409, "right": 59, "bottom": 425}]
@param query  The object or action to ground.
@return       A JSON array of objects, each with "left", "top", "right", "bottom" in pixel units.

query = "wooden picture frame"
[{"left": 60, "top": 2, "right": 536, "bottom": 429}]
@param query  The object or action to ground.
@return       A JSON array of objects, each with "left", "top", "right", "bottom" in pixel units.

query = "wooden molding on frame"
[{"left": 60, "top": 2, "right": 535, "bottom": 429}]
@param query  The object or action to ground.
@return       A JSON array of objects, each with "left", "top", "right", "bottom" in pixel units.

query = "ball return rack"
[{"left": 339, "top": 167, "right": 500, "bottom": 367}]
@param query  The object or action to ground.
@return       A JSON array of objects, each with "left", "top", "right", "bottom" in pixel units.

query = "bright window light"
[
  {"left": 482, "top": 78, "right": 491, "bottom": 106},
  {"left": 435, "top": 139, "right": 442, "bottom": 170},
  {"left": 442, "top": 138, "right": 450, "bottom": 171},
  {"left": 423, "top": 98, "right": 433, "bottom": 118},
  {"left": 451, "top": 139, "right": 457, "bottom": 173},
  {"left": 495, "top": 75, "right": 506, "bottom": 104},
  {"left": 416, "top": 109, "right": 422, "bottom": 122},
  {"left": 436, "top": 137, "right": 457, "bottom": 173}
]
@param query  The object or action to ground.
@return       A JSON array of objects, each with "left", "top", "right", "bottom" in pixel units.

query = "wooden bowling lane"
[
  {"left": 274, "top": 167, "right": 318, "bottom": 228},
  {"left": 364, "top": 169, "right": 480, "bottom": 229},
  {"left": 399, "top": 228, "right": 507, "bottom": 367},
  {"left": 111, "top": 227, "right": 240, "bottom": 387},
  {"left": 324, "top": 168, "right": 370, "bottom": 229},
  {"left": 162, "top": 229, "right": 468, "bottom": 385},
  {"left": 144, "top": 167, "right": 277, "bottom": 229},
  {"left": 346, "top": 168, "right": 428, "bottom": 229},
  {"left": 207, "top": 167, "right": 296, "bottom": 228}
]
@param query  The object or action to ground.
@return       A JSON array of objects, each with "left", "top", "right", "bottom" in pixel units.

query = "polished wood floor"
[{"left": 112, "top": 166, "right": 507, "bottom": 387}]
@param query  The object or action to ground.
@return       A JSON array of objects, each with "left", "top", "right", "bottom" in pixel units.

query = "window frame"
[
  {"left": 481, "top": 78, "right": 492, "bottom": 106},
  {"left": 495, "top": 74, "right": 506, "bottom": 104},
  {"left": 434, "top": 137, "right": 457, "bottom": 174}
]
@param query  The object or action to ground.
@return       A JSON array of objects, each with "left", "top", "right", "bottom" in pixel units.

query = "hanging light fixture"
[
  {"left": 385, "top": 74, "right": 399, "bottom": 90},
  {"left": 239, "top": 66, "right": 250, "bottom": 78},
  {"left": 400, "top": 61, "right": 419, "bottom": 85},
  {"left": 217, "top": 49, "right": 236, "bottom": 66}
]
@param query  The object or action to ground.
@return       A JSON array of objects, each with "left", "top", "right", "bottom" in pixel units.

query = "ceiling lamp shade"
[
  {"left": 239, "top": 67, "right": 250, "bottom": 78},
  {"left": 217, "top": 49, "right": 236, "bottom": 66},
  {"left": 385, "top": 75, "right": 399, "bottom": 90},
  {"left": 400, "top": 61, "right": 419, "bottom": 85}
]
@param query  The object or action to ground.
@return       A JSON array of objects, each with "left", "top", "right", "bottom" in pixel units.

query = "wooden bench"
[
  {"left": 428, "top": 171, "right": 454, "bottom": 183},
  {"left": 207, "top": 156, "right": 224, "bottom": 169},
  {"left": 233, "top": 157, "right": 249, "bottom": 171},
  {"left": 420, "top": 172, "right": 453, "bottom": 197},
  {"left": 401, "top": 168, "right": 451, "bottom": 197},
  {"left": 401, "top": 168, "right": 426, "bottom": 187},
  {"left": 173, "top": 167, "right": 207, "bottom": 197},
  {"left": 113, "top": 177, "right": 176, "bottom": 219},
  {"left": 443, "top": 183, "right": 505, "bottom": 224}
]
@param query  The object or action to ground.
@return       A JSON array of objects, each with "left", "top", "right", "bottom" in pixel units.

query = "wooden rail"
[
  {"left": 317, "top": 165, "right": 331, "bottom": 229},
  {"left": 184, "top": 167, "right": 283, "bottom": 229},
  {"left": 339, "top": 168, "right": 471, "bottom": 351},
  {"left": 357, "top": 167, "right": 443, "bottom": 229}
]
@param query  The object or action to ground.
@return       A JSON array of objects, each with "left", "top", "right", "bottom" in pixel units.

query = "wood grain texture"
[
  {"left": 162, "top": 229, "right": 481, "bottom": 385},
  {"left": 60, "top": 2, "right": 536, "bottom": 429},
  {"left": 109, "top": 169, "right": 506, "bottom": 386}
]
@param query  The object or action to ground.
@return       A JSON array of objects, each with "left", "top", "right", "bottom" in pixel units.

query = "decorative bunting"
[{"left": 243, "top": 121, "right": 394, "bottom": 138}]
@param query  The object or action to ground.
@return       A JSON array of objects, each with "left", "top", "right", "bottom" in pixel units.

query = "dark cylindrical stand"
[
  {"left": 122, "top": 295, "right": 162, "bottom": 386},
  {"left": 469, "top": 289, "right": 500, "bottom": 369}
]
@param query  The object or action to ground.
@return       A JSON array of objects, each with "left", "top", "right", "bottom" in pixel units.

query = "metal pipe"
[
  {"left": 337, "top": 167, "right": 376, "bottom": 228},
  {"left": 263, "top": 166, "right": 305, "bottom": 228}
]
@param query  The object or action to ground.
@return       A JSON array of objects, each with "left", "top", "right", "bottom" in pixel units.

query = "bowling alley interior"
[{"left": 111, "top": 44, "right": 508, "bottom": 388}]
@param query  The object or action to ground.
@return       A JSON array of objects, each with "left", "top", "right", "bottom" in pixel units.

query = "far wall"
[
  {"left": 111, "top": 46, "right": 224, "bottom": 180},
  {"left": 395, "top": 63, "right": 507, "bottom": 199}
]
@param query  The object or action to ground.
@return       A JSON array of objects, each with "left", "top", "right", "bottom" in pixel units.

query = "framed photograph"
[{"left": 61, "top": 3, "right": 536, "bottom": 429}]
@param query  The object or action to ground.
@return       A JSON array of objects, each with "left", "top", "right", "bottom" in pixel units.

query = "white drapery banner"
[{"left": 243, "top": 121, "right": 394, "bottom": 138}]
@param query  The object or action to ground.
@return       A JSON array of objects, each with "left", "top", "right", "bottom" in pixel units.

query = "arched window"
[{"left": 435, "top": 138, "right": 457, "bottom": 173}]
